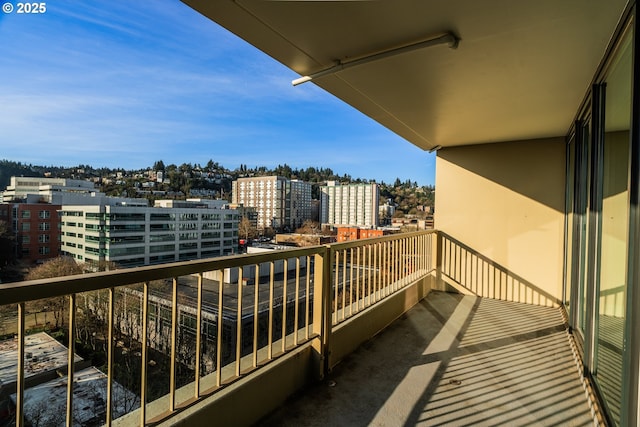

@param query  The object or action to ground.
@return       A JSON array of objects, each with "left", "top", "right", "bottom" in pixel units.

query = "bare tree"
[
  {"left": 24, "top": 257, "right": 84, "bottom": 328},
  {"left": 295, "top": 220, "right": 321, "bottom": 235},
  {"left": 238, "top": 217, "right": 257, "bottom": 240}
]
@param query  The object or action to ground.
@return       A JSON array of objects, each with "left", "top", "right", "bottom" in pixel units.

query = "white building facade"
[
  {"left": 320, "top": 181, "right": 379, "bottom": 227},
  {"left": 60, "top": 204, "right": 239, "bottom": 268},
  {"left": 232, "top": 176, "right": 312, "bottom": 230},
  {"left": 1, "top": 177, "right": 97, "bottom": 203}
]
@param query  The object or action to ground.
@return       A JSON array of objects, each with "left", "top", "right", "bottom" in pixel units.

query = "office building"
[{"left": 60, "top": 202, "right": 239, "bottom": 268}]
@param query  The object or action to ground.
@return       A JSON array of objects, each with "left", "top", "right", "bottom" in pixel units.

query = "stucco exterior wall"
[{"left": 435, "top": 137, "right": 566, "bottom": 305}]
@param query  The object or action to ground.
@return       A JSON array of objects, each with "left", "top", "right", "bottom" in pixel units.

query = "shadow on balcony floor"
[{"left": 259, "top": 291, "right": 593, "bottom": 427}]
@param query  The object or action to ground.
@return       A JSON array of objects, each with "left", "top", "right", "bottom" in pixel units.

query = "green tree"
[{"left": 153, "top": 160, "right": 165, "bottom": 171}]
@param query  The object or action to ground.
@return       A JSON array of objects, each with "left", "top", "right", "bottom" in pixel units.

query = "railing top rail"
[
  {"left": 0, "top": 245, "right": 325, "bottom": 305},
  {"left": 328, "top": 229, "right": 434, "bottom": 251},
  {"left": 0, "top": 231, "right": 433, "bottom": 306}
]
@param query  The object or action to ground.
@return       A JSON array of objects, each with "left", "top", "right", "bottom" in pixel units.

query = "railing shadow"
[
  {"left": 258, "top": 291, "right": 593, "bottom": 427},
  {"left": 439, "top": 232, "right": 560, "bottom": 307}
]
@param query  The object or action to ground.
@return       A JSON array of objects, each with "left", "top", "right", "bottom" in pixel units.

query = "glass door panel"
[
  {"left": 575, "top": 118, "right": 591, "bottom": 341},
  {"left": 594, "top": 28, "right": 632, "bottom": 426}
]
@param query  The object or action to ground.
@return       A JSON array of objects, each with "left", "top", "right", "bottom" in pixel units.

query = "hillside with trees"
[{"left": 0, "top": 159, "right": 434, "bottom": 215}]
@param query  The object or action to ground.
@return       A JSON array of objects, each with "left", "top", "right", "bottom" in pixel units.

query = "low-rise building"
[
  {"left": 274, "top": 233, "right": 335, "bottom": 247},
  {"left": 0, "top": 203, "right": 61, "bottom": 264},
  {"left": 335, "top": 226, "right": 396, "bottom": 242},
  {"left": 1, "top": 177, "right": 95, "bottom": 203}
]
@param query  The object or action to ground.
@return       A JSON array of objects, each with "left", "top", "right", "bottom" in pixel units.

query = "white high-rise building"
[
  {"left": 60, "top": 202, "right": 239, "bottom": 268},
  {"left": 320, "top": 181, "right": 379, "bottom": 227},
  {"left": 232, "top": 176, "right": 312, "bottom": 230}
]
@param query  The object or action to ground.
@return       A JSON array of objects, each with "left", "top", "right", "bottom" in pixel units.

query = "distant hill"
[
  {"left": 0, "top": 160, "right": 44, "bottom": 189},
  {"left": 0, "top": 159, "right": 434, "bottom": 214}
]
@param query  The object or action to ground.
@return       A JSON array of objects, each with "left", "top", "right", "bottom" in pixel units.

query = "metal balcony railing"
[{"left": 0, "top": 230, "right": 435, "bottom": 426}]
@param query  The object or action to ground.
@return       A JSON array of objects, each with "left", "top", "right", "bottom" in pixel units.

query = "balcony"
[{"left": 0, "top": 230, "right": 596, "bottom": 426}]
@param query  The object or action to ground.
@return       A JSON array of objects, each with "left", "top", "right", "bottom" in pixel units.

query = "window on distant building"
[
  {"left": 21, "top": 235, "right": 30, "bottom": 244},
  {"left": 21, "top": 223, "right": 30, "bottom": 232},
  {"left": 21, "top": 210, "right": 30, "bottom": 218},
  {"left": 38, "top": 222, "right": 50, "bottom": 231},
  {"left": 38, "top": 247, "right": 50, "bottom": 255},
  {"left": 38, "top": 234, "right": 50, "bottom": 243},
  {"left": 38, "top": 210, "right": 50, "bottom": 219}
]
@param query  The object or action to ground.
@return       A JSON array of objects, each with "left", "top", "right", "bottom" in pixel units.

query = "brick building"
[
  {"left": 336, "top": 227, "right": 394, "bottom": 242},
  {"left": 1, "top": 203, "right": 62, "bottom": 264}
]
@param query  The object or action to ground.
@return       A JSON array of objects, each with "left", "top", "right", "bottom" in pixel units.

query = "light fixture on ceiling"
[{"left": 292, "top": 32, "right": 459, "bottom": 86}]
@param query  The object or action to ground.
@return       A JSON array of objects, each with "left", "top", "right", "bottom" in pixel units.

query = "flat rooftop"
[
  {"left": 260, "top": 291, "right": 594, "bottom": 426},
  {"left": 10, "top": 366, "right": 139, "bottom": 426},
  {"left": 0, "top": 332, "right": 82, "bottom": 387}
]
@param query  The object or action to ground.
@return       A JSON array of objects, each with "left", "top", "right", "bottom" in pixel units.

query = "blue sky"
[{"left": 0, "top": 1, "right": 435, "bottom": 185}]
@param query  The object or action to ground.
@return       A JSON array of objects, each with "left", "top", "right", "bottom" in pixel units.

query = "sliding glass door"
[
  {"left": 565, "top": 21, "right": 633, "bottom": 427},
  {"left": 593, "top": 27, "right": 633, "bottom": 426}
]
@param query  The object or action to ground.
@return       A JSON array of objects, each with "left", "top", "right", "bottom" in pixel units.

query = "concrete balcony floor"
[{"left": 260, "top": 291, "right": 594, "bottom": 426}]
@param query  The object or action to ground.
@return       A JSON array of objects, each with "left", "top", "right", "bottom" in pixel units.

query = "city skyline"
[{"left": 0, "top": 1, "right": 436, "bottom": 186}]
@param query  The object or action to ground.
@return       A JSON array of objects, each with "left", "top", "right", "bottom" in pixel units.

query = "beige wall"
[{"left": 435, "top": 137, "right": 566, "bottom": 306}]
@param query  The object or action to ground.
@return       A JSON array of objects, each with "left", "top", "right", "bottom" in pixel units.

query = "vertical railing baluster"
[
  {"left": 384, "top": 241, "right": 388, "bottom": 293},
  {"left": 425, "top": 234, "right": 429, "bottom": 271},
  {"left": 341, "top": 250, "right": 347, "bottom": 321},
  {"left": 396, "top": 239, "right": 400, "bottom": 289},
  {"left": 140, "top": 282, "right": 149, "bottom": 426},
  {"left": 355, "top": 247, "right": 360, "bottom": 311},
  {"left": 367, "top": 244, "right": 372, "bottom": 306},
  {"left": 195, "top": 273, "right": 203, "bottom": 398},
  {"left": 294, "top": 258, "right": 300, "bottom": 346},
  {"left": 388, "top": 241, "right": 392, "bottom": 292},
  {"left": 373, "top": 242, "right": 378, "bottom": 303},
  {"left": 281, "top": 259, "right": 288, "bottom": 354},
  {"left": 16, "top": 302, "right": 25, "bottom": 427},
  {"left": 253, "top": 264, "right": 260, "bottom": 368},
  {"left": 400, "top": 238, "right": 405, "bottom": 286},
  {"left": 349, "top": 249, "right": 354, "bottom": 317},
  {"left": 386, "top": 241, "right": 391, "bottom": 296},
  {"left": 268, "top": 262, "right": 274, "bottom": 360},
  {"left": 380, "top": 241, "right": 384, "bottom": 298},
  {"left": 66, "top": 294, "right": 77, "bottom": 426},
  {"left": 305, "top": 255, "right": 311, "bottom": 340},
  {"left": 417, "top": 235, "right": 421, "bottom": 273},
  {"left": 236, "top": 268, "right": 243, "bottom": 377},
  {"left": 216, "top": 270, "right": 223, "bottom": 388},
  {"left": 411, "top": 236, "right": 423, "bottom": 274},
  {"left": 169, "top": 278, "right": 178, "bottom": 412},
  {"left": 106, "top": 288, "right": 115, "bottom": 426},
  {"left": 333, "top": 250, "right": 338, "bottom": 324}
]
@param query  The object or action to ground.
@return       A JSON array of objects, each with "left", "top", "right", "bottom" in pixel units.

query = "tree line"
[{"left": 0, "top": 158, "right": 435, "bottom": 214}]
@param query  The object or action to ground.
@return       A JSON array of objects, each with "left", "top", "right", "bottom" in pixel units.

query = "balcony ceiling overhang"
[{"left": 182, "top": 0, "right": 627, "bottom": 151}]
